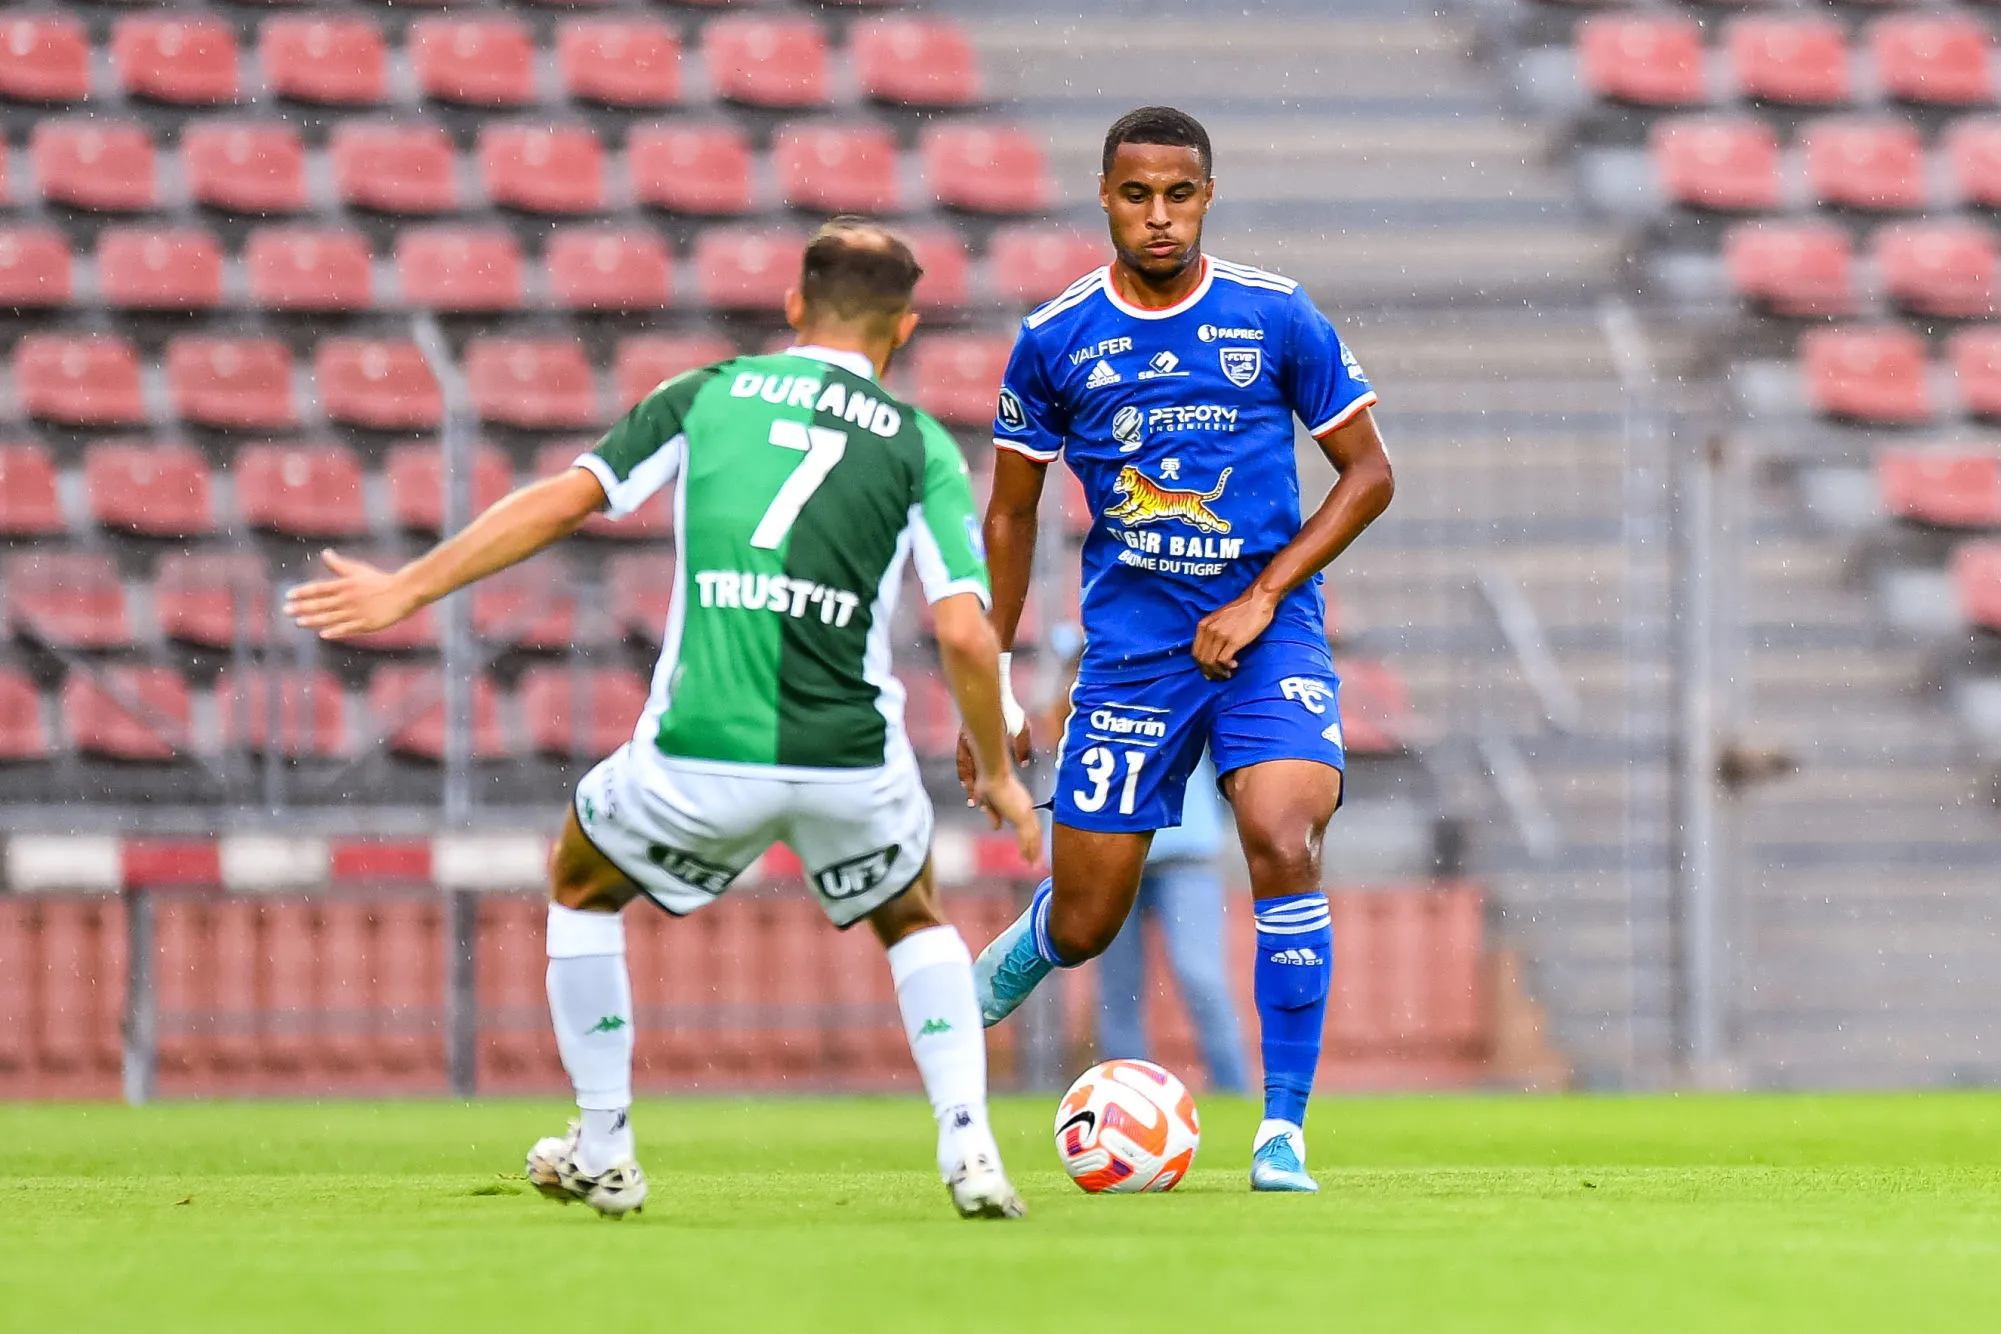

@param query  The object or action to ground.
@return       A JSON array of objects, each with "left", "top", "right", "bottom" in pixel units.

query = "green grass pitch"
[{"left": 7, "top": 1092, "right": 2001, "bottom": 1332}]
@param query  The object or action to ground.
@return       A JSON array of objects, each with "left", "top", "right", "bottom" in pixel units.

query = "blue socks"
[
  {"left": 1027, "top": 879, "right": 1074, "bottom": 967},
  {"left": 1253, "top": 892, "right": 1332, "bottom": 1127}
]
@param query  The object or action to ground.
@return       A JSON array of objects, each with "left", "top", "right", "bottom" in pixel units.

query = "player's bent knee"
[{"left": 1048, "top": 909, "right": 1122, "bottom": 965}]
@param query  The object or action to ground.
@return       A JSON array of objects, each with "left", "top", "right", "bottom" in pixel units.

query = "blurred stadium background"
[{"left": 1, "top": 0, "right": 1996, "bottom": 1106}]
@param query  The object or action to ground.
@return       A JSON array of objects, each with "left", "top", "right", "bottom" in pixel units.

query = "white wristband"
[{"left": 997, "top": 651, "right": 1026, "bottom": 738}]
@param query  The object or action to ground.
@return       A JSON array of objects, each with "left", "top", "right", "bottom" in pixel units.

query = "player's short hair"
[
  {"left": 1101, "top": 106, "right": 1212, "bottom": 179},
  {"left": 798, "top": 218, "right": 924, "bottom": 328}
]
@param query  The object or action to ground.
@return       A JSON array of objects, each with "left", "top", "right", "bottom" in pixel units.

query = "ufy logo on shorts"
[
  {"left": 1219, "top": 347, "right": 1264, "bottom": 387},
  {"left": 646, "top": 843, "right": 735, "bottom": 896},
  {"left": 1113, "top": 405, "right": 1145, "bottom": 452},
  {"left": 816, "top": 845, "right": 900, "bottom": 900},
  {"left": 1103, "top": 465, "right": 1233, "bottom": 534}
]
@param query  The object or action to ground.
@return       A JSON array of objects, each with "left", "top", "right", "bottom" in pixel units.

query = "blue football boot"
[
  {"left": 972, "top": 904, "right": 1054, "bottom": 1028},
  {"left": 1249, "top": 1127, "right": 1319, "bottom": 1193}
]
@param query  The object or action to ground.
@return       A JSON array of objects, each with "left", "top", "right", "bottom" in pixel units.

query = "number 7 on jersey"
[{"left": 751, "top": 419, "right": 849, "bottom": 549}]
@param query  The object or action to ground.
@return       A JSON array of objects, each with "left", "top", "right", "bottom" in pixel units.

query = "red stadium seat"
[
  {"left": 97, "top": 227, "right": 225, "bottom": 310},
  {"left": 519, "top": 667, "right": 648, "bottom": 758},
  {"left": 1652, "top": 117, "right": 1780, "bottom": 212},
  {"left": 0, "top": 669, "right": 48, "bottom": 761},
  {"left": 901, "top": 668, "right": 959, "bottom": 760},
  {"left": 853, "top": 18, "right": 981, "bottom": 108},
  {"left": 906, "top": 335, "right": 1011, "bottom": 427},
  {"left": 0, "top": 16, "right": 90, "bottom": 104},
  {"left": 1728, "top": 17, "right": 1851, "bottom": 107},
  {"left": 64, "top": 668, "right": 191, "bottom": 761},
  {"left": 246, "top": 228, "right": 374, "bottom": 312},
  {"left": 235, "top": 443, "right": 368, "bottom": 538},
  {"left": 396, "top": 229, "right": 524, "bottom": 311},
  {"left": 923, "top": 125, "right": 1052, "bottom": 214},
  {"left": 1948, "top": 119, "right": 2001, "bottom": 209},
  {"left": 1875, "top": 221, "right": 1997, "bottom": 318},
  {"left": 167, "top": 337, "right": 297, "bottom": 431},
  {"left": 1805, "top": 119, "right": 1926, "bottom": 212},
  {"left": 629, "top": 125, "right": 754, "bottom": 215},
  {"left": 479, "top": 125, "right": 606, "bottom": 215},
  {"left": 5, "top": 553, "right": 130, "bottom": 649},
  {"left": 558, "top": 19, "right": 680, "bottom": 108},
  {"left": 1878, "top": 449, "right": 2001, "bottom": 528},
  {"left": 112, "top": 17, "right": 239, "bottom": 106},
  {"left": 330, "top": 122, "right": 459, "bottom": 215},
  {"left": 1334, "top": 660, "right": 1412, "bottom": 755},
  {"left": 472, "top": 561, "right": 576, "bottom": 649},
  {"left": 1952, "top": 541, "right": 2001, "bottom": 630},
  {"left": 315, "top": 339, "right": 442, "bottom": 430},
  {"left": 534, "top": 442, "right": 668, "bottom": 538},
  {"left": 1801, "top": 326, "right": 1933, "bottom": 424},
  {"left": 1872, "top": 17, "right": 1994, "bottom": 108},
  {"left": 901, "top": 228, "right": 972, "bottom": 312},
  {"left": 1722, "top": 221, "right": 1855, "bottom": 316},
  {"left": 0, "top": 443, "right": 61, "bottom": 536},
  {"left": 14, "top": 335, "right": 144, "bottom": 427},
  {"left": 693, "top": 228, "right": 806, "bottom": 311},
  {"left": 1951, "top": 328, "right": 2001, "bottom": 419},
  {"left": 260, "top": 17, "right": 387, "bottom": 107},
  {"left": 1578, "top": 16, "right": 1707, "bottom": 108},
  {"left": 703, "top": 17, "right": 830, "bottom": 109},
  {"left": 774, "top": 122, "right": 900, "bottom": 214},
  {"left": 613, "top": 335, "right": 736, "bottom": 409},
  {"left": 990, "top": 226, "right": 1108, "bottom": 305},
  {"left": 83, "top": 442, "right": 214, "bottom": 537},
  {"left": 183, "top": 123, "right": 306, "bottom": 214},
  {"left": 410, "top": 18, "right": 535, "bottom": 108},
  {"left": 366, "top": 668, "right": 508, "bottom": 760},
  {"left": 31, "top": 120, "right": 157, "bottom": 212},
  {"left": 547, "top": 228, "right": 672, "bottom": 312},
  {"left": 0, "top": 228, "right": 73, "bottom": 308},
  {"left": 214, "top": 669, "right": 346, "bottom": 758},
  {"left": 465, "top": 339, "right": 599, "bottom": 429},
  {"left": 384, "top": 442, "right": 513, "bottom": 532},
  {"left": 156, "top": 553, "right": 269, "bottom": 649},
  {"left": 607, "top": 553, "right": 676, "bottom": 642}
]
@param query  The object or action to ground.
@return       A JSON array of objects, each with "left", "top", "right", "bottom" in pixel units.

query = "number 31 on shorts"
[{"left": 1073, "top": 745, "right": 1147, "bottom": 815}]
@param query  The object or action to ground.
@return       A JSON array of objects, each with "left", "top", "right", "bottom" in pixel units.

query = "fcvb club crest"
[{"left": 1219, "top": 347, "right": 1263, "bottom": 387}]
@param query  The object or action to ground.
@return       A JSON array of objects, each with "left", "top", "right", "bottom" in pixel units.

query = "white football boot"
[
  {"left": 525, "top": 1120, "right": 649, "bottom": 1219},
  {"left": 946, "top": 1149, "right": 1027, "bottom": 1220}
]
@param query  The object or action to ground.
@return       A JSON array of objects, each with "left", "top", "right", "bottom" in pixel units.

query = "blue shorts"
[{"left": 1052, "top": 639, "right": 1346, "bottom": 834}]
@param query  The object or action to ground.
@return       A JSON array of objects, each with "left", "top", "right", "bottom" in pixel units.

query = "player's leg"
[
  {"left": 974, "top": 669, "right": 1210, "bottom": 1025},
  {"left": 972, "top": 823, "right": 1150, "bottom": 1025},
  {"left": 1209, "top": 653, "right": 1347, "bottom": 1192},
  {"left": 788, "top": 753, "right": 1022, "bottom": 1219},
  {"left": 1092, "top": 872, "right": 1160, "bottom": 1063},
  {"left": 863, "top": 870, "right": 1023, "bottom": 1219},
  {"left": 1151, "top": 859, "right": 1250, "bottom": 1095},
  {"left": 529, "top": 805, "right": 649, "bottom": 1216}
]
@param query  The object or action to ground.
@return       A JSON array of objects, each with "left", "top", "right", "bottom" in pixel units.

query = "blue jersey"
[{"left": 993, "top": 255, "right": 1376, "bottom": 681}]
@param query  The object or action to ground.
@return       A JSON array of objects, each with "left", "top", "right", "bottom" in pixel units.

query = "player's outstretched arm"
[
  {"left": 1192, "top": 407, "right": 1395, "bottom": 680},
  {"left": 936, "top": 591, "right": 1043, "bottom": 866},
  {"left": 955, "top": 448, "right": 1045, "bottom": 790},
  {"left": 284, "top": 469, "right": 609, "bottom": 641}
]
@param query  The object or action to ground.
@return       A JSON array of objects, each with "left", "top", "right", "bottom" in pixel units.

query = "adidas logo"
[
  {"left": 1084, "top": 359, "right": 1120, "bottom": 389},
  {"left": 1269, "top": 947, "right": 1321, "bottom": 966}
]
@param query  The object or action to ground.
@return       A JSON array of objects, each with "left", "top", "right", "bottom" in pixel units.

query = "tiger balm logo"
[{"left": 1102, "top": 465, "right": 1233, "bottom": 535}]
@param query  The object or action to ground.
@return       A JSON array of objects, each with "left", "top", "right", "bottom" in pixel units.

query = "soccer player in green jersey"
[{"left": 287, "top": 220, "right": 1041, "bottom": 1221}]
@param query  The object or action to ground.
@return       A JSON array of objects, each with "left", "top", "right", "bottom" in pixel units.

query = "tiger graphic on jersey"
[{"left": 1103, "top": 465, "right": 1233, "bottom": 534}]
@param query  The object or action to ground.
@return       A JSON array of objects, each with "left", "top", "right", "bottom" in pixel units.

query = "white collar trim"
[
  {"left": 1102, "top": 255, "right": 1213, "bottom": 320},
  {"left": 785, "top": 345, "right": 877, "bottom": 382}
]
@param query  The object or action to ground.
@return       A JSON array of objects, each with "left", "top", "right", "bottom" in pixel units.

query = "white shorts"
[{"left": 572, "top": 741, "right": 935, "bottom": 928}]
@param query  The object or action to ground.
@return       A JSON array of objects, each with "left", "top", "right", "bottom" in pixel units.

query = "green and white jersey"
[{"left": 574, "top": 345, "right": 989, "bottom": 774}]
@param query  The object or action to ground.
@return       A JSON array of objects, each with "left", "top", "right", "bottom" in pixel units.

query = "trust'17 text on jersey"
[{"left": 991, "top": 256, "right": 1377, "bottom": 680}]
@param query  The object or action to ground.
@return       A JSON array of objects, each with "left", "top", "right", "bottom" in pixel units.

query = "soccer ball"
[{"left": 1053, "top": 1059, "right": 1201, "bottom": 1193}]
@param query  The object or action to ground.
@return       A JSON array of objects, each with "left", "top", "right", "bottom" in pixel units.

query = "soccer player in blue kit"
[{"left": 957, "top": 107, "right": 1395, "bottom": 1192}]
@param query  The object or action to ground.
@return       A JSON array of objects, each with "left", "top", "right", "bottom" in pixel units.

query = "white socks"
[
  {"left": 886, "top": 925, "right": 996, "bottom": 1180},
  {"left": 546, "top": 903, "right": 635, "bottom": 1174}
]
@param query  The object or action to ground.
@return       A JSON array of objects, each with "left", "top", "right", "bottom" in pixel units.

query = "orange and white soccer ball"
[{"left": 1053, "top": 1059, "right": 1201, "bottom": 1193}]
